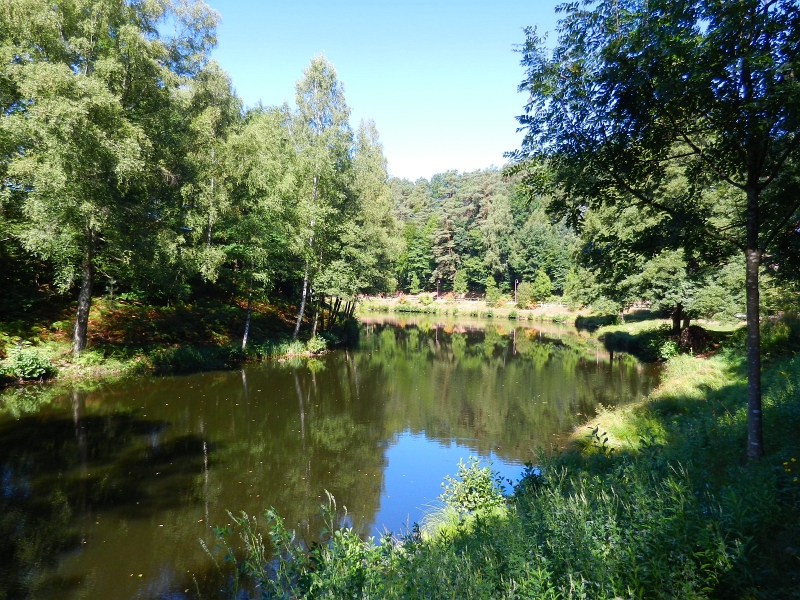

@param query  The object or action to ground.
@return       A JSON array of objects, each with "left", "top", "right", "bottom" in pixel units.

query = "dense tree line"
[
  {"left": 389, "top": 169, "right": 576, "bottom": 299},
  {"left": 0, "top": 0, "right": 400, "bottom": 357}
]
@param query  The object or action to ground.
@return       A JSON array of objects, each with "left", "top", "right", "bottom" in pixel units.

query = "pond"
[{"left": 0, "top": 316, "right": 659, "bottom": 599}]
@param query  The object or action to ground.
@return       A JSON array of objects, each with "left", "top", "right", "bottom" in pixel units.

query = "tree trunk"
[
  {"left": 618, "top": 307, "right": 625, "bottom": 324},
  {"left": 331, "top": 297, "right": 342, "bottom": 328},
  {"left": 72, "top": 232, "right": 95, "bottom": 359},
  {"left": 745, "top": 245, "right": 763, "bottom": 460},
  {"left": 292, "top": 259, "right": 310, "bottom": 339},
  {"left": 241, "top": 263, "right": 254, "bottom": 351},
  {"left": 311, "top": 295, "right": 320, "bottom": 338},
  {"left": 672, "top": 303, "right": 683, "bottom": 335},
  {"left": 682, "top": 314, "right": 690, "bottom": 329}
]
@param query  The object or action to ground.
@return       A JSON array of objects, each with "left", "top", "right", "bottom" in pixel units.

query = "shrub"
[
  {"left": 5, "top": 346, "right": 54, "bottom": 380},
  {"left": 419, "top": 292, "right": 433, "bottom": 306},
  {"left": 531, "top": 269, "right": 553, "bottom": 302},
  {"left": 409, "top": 273, "right": 422, "bottom": 294},
  {"left": 306, "top": 335, "right": 328, "bottom": 354},
  {"left": 453, "top": 270, "right": 468, "bottom": 295},
  {"left": 485, "top": 275, "right": 502, "bottom": 305},
  {"left": 590, "top": 296, "right": 621, "bottom": 318},
  {"left": 440, "top": 457, "right": 505, "bottom": 517},
  {"left": 659, "top": 339, "right": 680, "bottom": 361},
  {"left": 516, "top": 281, "right": 533, "bottom": 308}
]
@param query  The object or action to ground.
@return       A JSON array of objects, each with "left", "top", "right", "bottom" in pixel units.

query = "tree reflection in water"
[{"left": 0, "top": 317, "right": 658, "bottom": 598}]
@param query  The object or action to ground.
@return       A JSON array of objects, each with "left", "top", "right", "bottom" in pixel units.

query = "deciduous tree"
[{"left": 513, "top": 0, "right": 800, "bottom": 459}]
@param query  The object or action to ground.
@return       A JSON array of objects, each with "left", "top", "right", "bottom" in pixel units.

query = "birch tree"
[
  {"left": 0, "top": 0, "right": 219, "bottom": 357},
  {"left": 288, "top": 55, "right": 353, "bottom": 339}
]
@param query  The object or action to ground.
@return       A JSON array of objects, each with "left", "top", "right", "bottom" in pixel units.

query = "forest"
[
  {"left": 3, "top": 0, "right": 796, "bottom": 362},
  {"left": 2, "top": 0, "right": 800, "bottom": 598}
]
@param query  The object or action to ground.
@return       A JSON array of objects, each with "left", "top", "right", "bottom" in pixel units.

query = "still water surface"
[{"left": 0, "top": 317, "right": 659, "bottom": 598}]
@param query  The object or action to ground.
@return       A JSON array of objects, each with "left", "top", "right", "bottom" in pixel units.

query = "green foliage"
[
  {"left": 590, "top": 296, "right": 621, "bottom": 318},
  {"left": 305, "top": 335, "right": 328, "bottom": 354},
  {"left": 484, "top": 275, "right": 501, "bottom": 305},
  {"left": 409, "top": 273, "right": 422, "bottom": 294},
  {"left": 530, "top": 269, "right": 552, "bottom": 303},
  {"left": 3, "top": 345, "right": 54, "bottom": 380},
  {"left": 418, "top": 292, "right": 433, "bottom": 306},
  {"left": 452, "top": 270, "right": 468, "bottom": 295},
  {"left": 658, "top": 339, "right": 680, "bottom": 361},
  {"left": 439, "top": 456, "right": 505, "bottom": 517},
  {"left": 515, "top": 281, "right": 533, "bottom": 308}
]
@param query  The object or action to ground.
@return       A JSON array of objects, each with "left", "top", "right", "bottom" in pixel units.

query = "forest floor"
[{"left": 0, "top": 295, "right": 327, "bottom": 387}]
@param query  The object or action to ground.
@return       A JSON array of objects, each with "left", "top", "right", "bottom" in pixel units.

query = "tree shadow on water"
[{"left": 0, "top": 397, "right": 215, "bottom": 599}]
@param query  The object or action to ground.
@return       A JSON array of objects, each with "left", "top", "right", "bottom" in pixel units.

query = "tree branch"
[
  {"left": 660, "top": 112, "right": 747, "bottom": 190},
  {"left": 762, "top": 197, "right": 800, "bottom": 250},
  {"left": 758, "top": 134, "right": 800, "bottom": 191},
  {"left": 554, "top": 99, "right": 745, "bottom": 250}
]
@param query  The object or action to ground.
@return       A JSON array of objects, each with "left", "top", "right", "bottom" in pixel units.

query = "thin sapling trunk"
[{"left": 242, "top": 260, "right": 254, "bottom": 351}]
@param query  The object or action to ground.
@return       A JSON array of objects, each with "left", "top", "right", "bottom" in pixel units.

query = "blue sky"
[{"left": 207, "top": 1, "right": 562, "bottom": 181}]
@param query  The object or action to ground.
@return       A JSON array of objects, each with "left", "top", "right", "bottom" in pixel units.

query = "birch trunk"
[
  {"left": 242, "top": 262, "right": 254, "bottom": 350},
  {"left": 72, "top": 231, "right": 95, "bottom": 359},
  {"left": 292, "top": 260, "right": 310, "bottom": 339}
]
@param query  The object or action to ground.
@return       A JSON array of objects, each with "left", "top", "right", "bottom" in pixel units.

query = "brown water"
[{"left": 0, "top": 317, "right": 659, "bottom": 599}]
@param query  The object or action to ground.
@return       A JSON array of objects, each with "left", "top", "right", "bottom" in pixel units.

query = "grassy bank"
[
  {"left": 213, "top": 315, "right": 799, "bottom": 599},
  {"left": 1, "top": 297, "right": 352, "bottom": 387},
  {"left": 358, "top": 295, "right": 582, "bottom": 324}
]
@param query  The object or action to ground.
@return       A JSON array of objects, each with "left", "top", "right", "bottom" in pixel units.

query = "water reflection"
[{"left": 0, "top": 318, "right": 658, "bottom": 598}]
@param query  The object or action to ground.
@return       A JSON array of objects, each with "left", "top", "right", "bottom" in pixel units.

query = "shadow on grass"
[
  {"left": 563, "top": 348, "right": 800, "bottom": 598},
  {"left": 600, "top": 324, "right": 728, "bottom": 363},
  {"left": 574, "top": 313, "right": 618, "bottom": 331}
]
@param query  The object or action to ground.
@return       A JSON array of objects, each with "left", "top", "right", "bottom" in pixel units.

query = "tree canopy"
[{"left": 512, "top": 0, "right": 800, "bottom": 459}]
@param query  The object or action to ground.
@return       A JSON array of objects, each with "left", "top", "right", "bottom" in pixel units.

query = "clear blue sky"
[{"left": 207, "top": 1, "right": 562, "bottom": 181}]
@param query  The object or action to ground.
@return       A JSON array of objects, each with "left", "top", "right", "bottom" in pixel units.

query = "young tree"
[
  {"left": 225, "top": 106, "right": 296, "bottom": 349},
  {"left": 513, "top": 0, "right": 800, "bottom": 459},
  {"left": 530, "top": 269, "right": 552, "bottom": 303},
  {"left": 180, "top": 60, "right": 242, "bottom": 283},
  {"left": 288, "top": 55, "right": 353, "bottom": 339}
]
